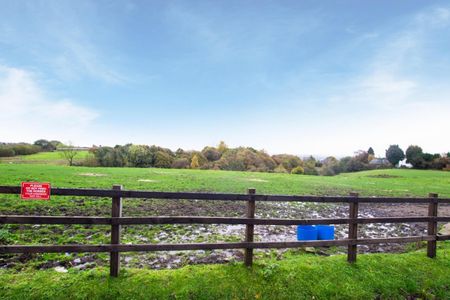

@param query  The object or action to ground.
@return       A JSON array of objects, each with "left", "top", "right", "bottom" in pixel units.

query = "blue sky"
[{"left": 1, "top": 1, "right": 449, "bottom": 157}]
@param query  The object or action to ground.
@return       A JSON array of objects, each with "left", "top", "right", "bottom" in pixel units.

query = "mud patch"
[
  {"left": 245, "top": 178, "right": 269, "bottom": 183},
  {"left": 367, "top": 174, "right": 401, "bottom": 178},
  {"left": 78, "top": 173, "right": 107, "bottom": 177}
]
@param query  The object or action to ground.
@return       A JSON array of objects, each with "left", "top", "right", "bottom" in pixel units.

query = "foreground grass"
[
  {"left": 1, "top": 247, "right": 450, "bottom": 300},
  {"left": 0, "top": 164, "right": 449, "bottom": 197}
]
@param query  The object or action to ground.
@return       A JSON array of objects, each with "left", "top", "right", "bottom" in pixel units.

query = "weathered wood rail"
[{"left": 0, "top": 185, "right": 449, "bottom": 277}]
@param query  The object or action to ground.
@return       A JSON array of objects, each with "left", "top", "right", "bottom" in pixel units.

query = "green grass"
[
  {"left": 1, "top": 246, "right": 450, "bottom": 299},
  {"left": 0, "top": 151, "right": 89, "bottom": 165},
  {"left": 0, "top": 163, "right": 449, "bottom": 197},
  {"left": 0, "top": 164, "right": 449, "bottom": 299}
]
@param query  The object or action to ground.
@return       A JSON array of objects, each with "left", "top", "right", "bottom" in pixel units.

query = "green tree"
[
  {"left": 385, "top": 145, "right": 405, "bottom": 166},
  {"left": 128, "top": 145, "right": 152, "bottom": 167},
  {"left": 34, "top": 139, "right": 56, "bottom": 151},
  {"left": 154, "top": 151, "right": 174, "bottom": 168},
  {"left": 59, "top": 143, "right": 79, "bottom": 166},
  {"left": 406, "top": 145, "right": 425, "bottom": 168},
  {"left": 367, "top": 147, "right": 375, "bottom": 156}
]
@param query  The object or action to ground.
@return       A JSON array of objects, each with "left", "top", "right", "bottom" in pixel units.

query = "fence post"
[
  {"left": 348, "top": 192, "right": 359, "bottom": 263},
  {"left": 110, "top": 185, "right": 122, "bottom": 277},
  {"left": 427, "top": 193, "right": 438, "bottom": 258},
  {"left": 245, "top": 188, "right": 256, "bottom": 267}
]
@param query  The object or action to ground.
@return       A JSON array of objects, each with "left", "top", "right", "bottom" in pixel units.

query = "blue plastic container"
[
  {"left": 316, "top": 225, "right": 335, "bottom": 240},
  {"left": 297, "top": 225, "right": 318, "bottom": 241}
]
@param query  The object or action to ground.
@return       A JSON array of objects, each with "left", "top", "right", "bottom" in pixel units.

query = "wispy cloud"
[
  {"left": 0, "top": 1, "right": 126, "bottom": 84},
  {"left": 330, "top": 6, "right": 450, "bottom": 107},
  {"left": 51, "top": 33, "right": 126, "bottom": 84},
  {"left": 0, "top": 65, "right": 98, "bottom": 143},
  {"left": 164, "top": 2, "right": 322, "bottom": 62},
  {"left": 251, "top": 5, "right": 450, "bottom": 155}
]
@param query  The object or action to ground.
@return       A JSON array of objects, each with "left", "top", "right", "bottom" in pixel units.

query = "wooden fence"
[{"left": 0, "top": 185, "right": 450, "bottom": 277}]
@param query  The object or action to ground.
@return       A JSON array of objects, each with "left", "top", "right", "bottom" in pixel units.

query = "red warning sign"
[{"left": 21, "top": 182, "right": 51, "bottom": 200}]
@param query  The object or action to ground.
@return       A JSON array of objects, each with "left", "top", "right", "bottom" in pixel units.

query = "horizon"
[
  {"left": 1, "top": 138, "right": 438, "bottom": 161},
  {"left": 1, "top": 1, "right": 450, "bottom": 157}
]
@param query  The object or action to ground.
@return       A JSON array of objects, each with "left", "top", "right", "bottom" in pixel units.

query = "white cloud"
[{"left": 0, "top": 65, "right": 98, "bottom": 143}]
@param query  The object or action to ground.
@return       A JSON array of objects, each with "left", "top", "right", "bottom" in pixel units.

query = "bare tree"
[{"left": 59, "top": 142, "right": 79, "bottom": 166}]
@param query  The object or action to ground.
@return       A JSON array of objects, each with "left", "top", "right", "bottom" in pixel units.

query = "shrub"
[
  {"left": 171, "top": 158, "right": 190, "bottom": 169},
  {"left": 291, "top": 166, "right": 304, "bottom": 175},
  {"left": 11, "top": 144, "right": 41, "bottom": 155},
  {"left": 202, "top": 146, "right": 221, "bottom": 162},
  {"left": 272, "top": 154, "right": 303, "bottom": 172},
  {"left": 34, "top": 139, "right": 56, "bottom": 151},
  {"left": 0, "top": 147, "right": 15, "bottom": 157},
  {"left": 274, "top": 165, "right": 288, "bottom": 173},
  {"left": 82, "top": 153, "right": 99, "bottom": 167}
]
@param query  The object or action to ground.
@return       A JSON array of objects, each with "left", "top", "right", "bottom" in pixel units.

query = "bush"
[
  {"left": 291, "top": 166, "right": 304, "bottom": 174},
  {"left": 34, "top": 139, "right": 56, "bottom": 151},
  {"left": 274, "top": 165, "right": 288, "bottom": 173},
  {"left": 272, "top": 154, "right": 303, "bottom": 172},
  {"left": 82, "top": 153, "right": 99, "bottom": 167},
  {"left": 0, "top": 147, "right": 15, "bottom": 157},
  {"left": 10, "top": 144, "right": 41, "bottom": 155},
  {"left": 319, "top": 166, "right": 336, "bottom": 176},
  {"left": 171, "top": 158, "right": 190, "bottom": 169},
  {"left": 201, "top": 147, "right": 221, "bottom": 162}
]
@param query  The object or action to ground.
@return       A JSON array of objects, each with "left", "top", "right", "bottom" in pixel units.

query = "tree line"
[
  {"left": 0, "top": 139, "right": 62, "bottom": 157},
  {"left": 385, "top": 144, "right": 450, "bottom": 170},
  {"left": 68, "top": 142, "right": 450, "bottom": 175},
  {"left": 1, "top": 140, "right": 448, "bottom": 175}
]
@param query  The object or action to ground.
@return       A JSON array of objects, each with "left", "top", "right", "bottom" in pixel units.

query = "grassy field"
[
  {"left": 0, "top": 151, "right": 89, "bottom": 165},
  {"left": 2, "top": 246, "right": 450, "bottom": 299},
  {"left": 0, "top": 163, "right": 449, "bottom": 197},
  {"left": 0, "top": 164, "right": 449, "bottom": 299}
]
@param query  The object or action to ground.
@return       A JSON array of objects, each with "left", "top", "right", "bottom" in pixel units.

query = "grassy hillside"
[
  {"left": 0, "top": 151, "right": 89, "bottom": 165},
  {"left": 0, "top": 163, "right": 449, "bottom": 197},
  {"left": 2, "top": 246, "right": 450, "bottom": 299}
]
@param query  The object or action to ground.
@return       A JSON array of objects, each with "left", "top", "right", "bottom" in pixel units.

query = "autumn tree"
[
  {"left": 217, "top": 141, "right": 228, "bottom": 154},
  {"left": 190, "top": 154, "right": 200, "bottom": 169}
]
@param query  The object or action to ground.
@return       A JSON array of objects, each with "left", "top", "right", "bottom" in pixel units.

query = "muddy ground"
[{"left": 2, "top": 199, "right": 449, "bottom": 271}]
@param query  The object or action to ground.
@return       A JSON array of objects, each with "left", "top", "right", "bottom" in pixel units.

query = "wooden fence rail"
[{"left": 0, "top": 185, "right": 449, "bottom": 277}]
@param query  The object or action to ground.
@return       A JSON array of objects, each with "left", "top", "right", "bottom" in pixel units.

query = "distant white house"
[
  {"left": 368, "top": 158, "right": 390, "bottom": 166},
  {"left": 397, "top": 159, "right": 412, "bottom": 168}
]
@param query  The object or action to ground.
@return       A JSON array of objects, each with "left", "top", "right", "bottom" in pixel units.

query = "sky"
[{"left": 1, "top": 0, "right": 449, "bottom": 157}]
